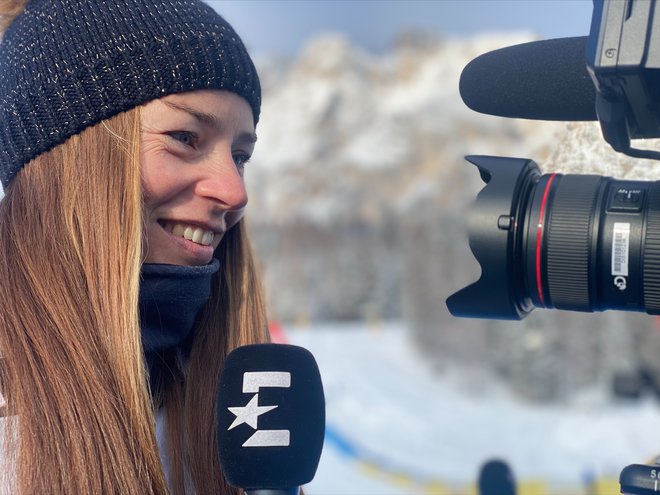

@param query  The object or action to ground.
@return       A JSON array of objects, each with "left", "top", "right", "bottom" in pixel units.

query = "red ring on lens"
[{"left": 536, "top": 174, "right": 556, "bottom": 306}]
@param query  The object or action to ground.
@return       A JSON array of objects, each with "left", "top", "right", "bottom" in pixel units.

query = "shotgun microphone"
[
  {"left": 216, "top": 344, "right": 325, "bottom": 495},
  {"left": 459, "top": 36, "right": 597, "bottom": 121}
]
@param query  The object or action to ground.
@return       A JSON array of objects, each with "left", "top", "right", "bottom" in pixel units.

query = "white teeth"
[
  {"left": 201, "top": 231, "right": 214, "bottom": 246},
  {"left": 172, "top": 224, "right": 185, "bottom": 237},
  {"left": 192, "top": 228, "right": 204, "bottom": 244},
  {"left": 166, "top": 222, "right": 215, "bottom": 246}
]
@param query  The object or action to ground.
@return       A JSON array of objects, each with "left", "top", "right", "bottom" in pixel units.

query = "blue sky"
[{"left": 210, "top": 0, "right": 594, "bottom": 57}]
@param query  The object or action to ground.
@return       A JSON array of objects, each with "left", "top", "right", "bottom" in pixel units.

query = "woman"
[{"left": 0, "top": 1, "right": 269, "bottom": 493}]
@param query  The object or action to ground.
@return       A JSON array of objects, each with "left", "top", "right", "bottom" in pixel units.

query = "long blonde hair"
[{"left": 0, "top": 106, "right": 269, "bottom": 494}]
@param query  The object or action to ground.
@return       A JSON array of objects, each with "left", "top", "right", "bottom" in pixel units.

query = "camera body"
[
  {"left": 588, "top": 0, "right": 660, "bottom": 157},
  {"left": 447, "top": 0, "right": 660, "bottom": 319},
  {"left": 448, "top": 1, "right": 660, "bottom": 488}
]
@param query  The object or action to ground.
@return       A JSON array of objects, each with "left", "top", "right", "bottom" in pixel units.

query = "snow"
[{"left": 287, "top": 321, "right": 660, "bottom": 494}]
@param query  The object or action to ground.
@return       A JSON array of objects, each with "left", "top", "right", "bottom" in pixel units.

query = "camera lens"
[{"left": 446, "top": 155, "right": 660, "bottom": 319}]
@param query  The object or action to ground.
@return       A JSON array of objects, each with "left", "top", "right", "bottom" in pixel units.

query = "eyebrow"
[{"left": 162, "top": 100, "right": 258, "bottom": 144}]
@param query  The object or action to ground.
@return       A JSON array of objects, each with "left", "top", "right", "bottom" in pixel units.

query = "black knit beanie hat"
[{"left": 0, "top": 0, "right": 261, "bottom": 188}]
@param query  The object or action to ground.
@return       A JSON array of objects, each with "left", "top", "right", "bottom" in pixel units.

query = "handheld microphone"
[
  {"left": 459, "top": 36, "right": 597, "bottom": 121},
  {"left": 216, "top": 344, "right": 325, "bottom": 495}
]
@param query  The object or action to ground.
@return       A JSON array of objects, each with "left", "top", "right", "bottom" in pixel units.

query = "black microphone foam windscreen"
[
  {"left": 460, "top": 36, "right": 598, "bottom": 121},
  {"left": 216, "top": 344, "right": 325, "bottom": 490}
]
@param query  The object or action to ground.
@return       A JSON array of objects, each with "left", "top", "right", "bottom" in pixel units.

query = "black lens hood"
[{"left": 446, "top": 155, "right": 540, "bottom": 320}]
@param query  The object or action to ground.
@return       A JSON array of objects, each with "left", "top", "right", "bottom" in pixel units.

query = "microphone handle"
[{"left": 246, "top": 489, "right": 300, "bottom": 495}]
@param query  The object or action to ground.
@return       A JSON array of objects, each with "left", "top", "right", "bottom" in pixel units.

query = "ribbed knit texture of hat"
[{"left": 0, "top": 0, "right": 261, "bottom": 188}]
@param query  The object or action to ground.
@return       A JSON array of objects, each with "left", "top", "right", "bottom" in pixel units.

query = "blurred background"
[
  {"left": 3, "top": 1, "right": 657, "bottom": 494},
  {"left": 207, "top": 1, "right": 660, "bottom": 494}
]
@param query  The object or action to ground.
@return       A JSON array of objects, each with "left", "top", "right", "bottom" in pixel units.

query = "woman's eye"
[
  {"left": 167, "top": 131, "right": 198, "bottom": 148},
  {"left": 233, "top": 153, "right": 251, "bottom": 171}
]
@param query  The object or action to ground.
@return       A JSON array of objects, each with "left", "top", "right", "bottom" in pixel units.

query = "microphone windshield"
[
  {"left": 216, "top": 344, "right": 325, "bottom": 490},
  {"left": 460, "top": 36, "right": 597, "bottom": 121}
]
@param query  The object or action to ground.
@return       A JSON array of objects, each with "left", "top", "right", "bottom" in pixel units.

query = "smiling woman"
[
  {"left": 140, "top": 91, "right": 255, "bottom": 266},
  {"left": 0, "top": 1, "right": 268, "bottom": 494}
]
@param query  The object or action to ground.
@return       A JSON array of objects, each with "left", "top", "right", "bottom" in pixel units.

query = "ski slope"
[{"left": 286, "top": 321, "right": 660, "bottom": 494}]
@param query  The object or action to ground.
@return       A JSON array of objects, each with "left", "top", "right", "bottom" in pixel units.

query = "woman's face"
[{"left": 140, "top": 89, "right": 255, "bottom": 266}]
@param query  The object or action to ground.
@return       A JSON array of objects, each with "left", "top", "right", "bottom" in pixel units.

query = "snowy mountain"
[{"left": 246, "top": 31, "right": 565, "bottom": 323}]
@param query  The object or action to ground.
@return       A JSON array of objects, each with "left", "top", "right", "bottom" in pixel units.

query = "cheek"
[
  {"left": 140, "top": 170, "right": 161, "bottom": 205},
  {"left": 140, "top": 173, "right": 162, "bottom": 214},
  {"left": 140, "top": 147, "right": 160, "bottom": 203},
  {"left": 140, "top": 149, "right": 179, "bottom": 206}
]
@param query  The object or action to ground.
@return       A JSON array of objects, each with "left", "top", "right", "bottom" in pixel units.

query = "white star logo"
[{"left": 227, "top": 393, "right": 278, "bottom": 430}]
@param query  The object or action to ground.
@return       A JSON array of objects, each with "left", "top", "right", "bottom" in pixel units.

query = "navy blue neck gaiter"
[{"left": 139, "top": 259, "right": 219, "bottom": 396}]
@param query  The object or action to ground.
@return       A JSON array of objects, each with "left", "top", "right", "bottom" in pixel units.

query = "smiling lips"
[{"left": 161, "top": 221, "right": 216, "bottom": 246}]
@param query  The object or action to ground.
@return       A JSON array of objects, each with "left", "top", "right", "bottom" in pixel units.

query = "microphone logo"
[{"left": 226, "top": 371, "right": 291, "bottom": 447}]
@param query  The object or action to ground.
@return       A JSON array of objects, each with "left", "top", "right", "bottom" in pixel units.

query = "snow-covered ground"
[{"left": 286, "top": 321, "right": 660, "bottom": 495}]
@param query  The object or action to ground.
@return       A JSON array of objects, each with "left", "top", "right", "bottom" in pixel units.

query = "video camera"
[{"left": 446, "top": 0, "right": 660, "bottom": 320}]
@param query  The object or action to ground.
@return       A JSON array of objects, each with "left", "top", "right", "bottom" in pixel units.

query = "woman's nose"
[{"left": 194, "top": 157, "right": 248, "bottom": 211}]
